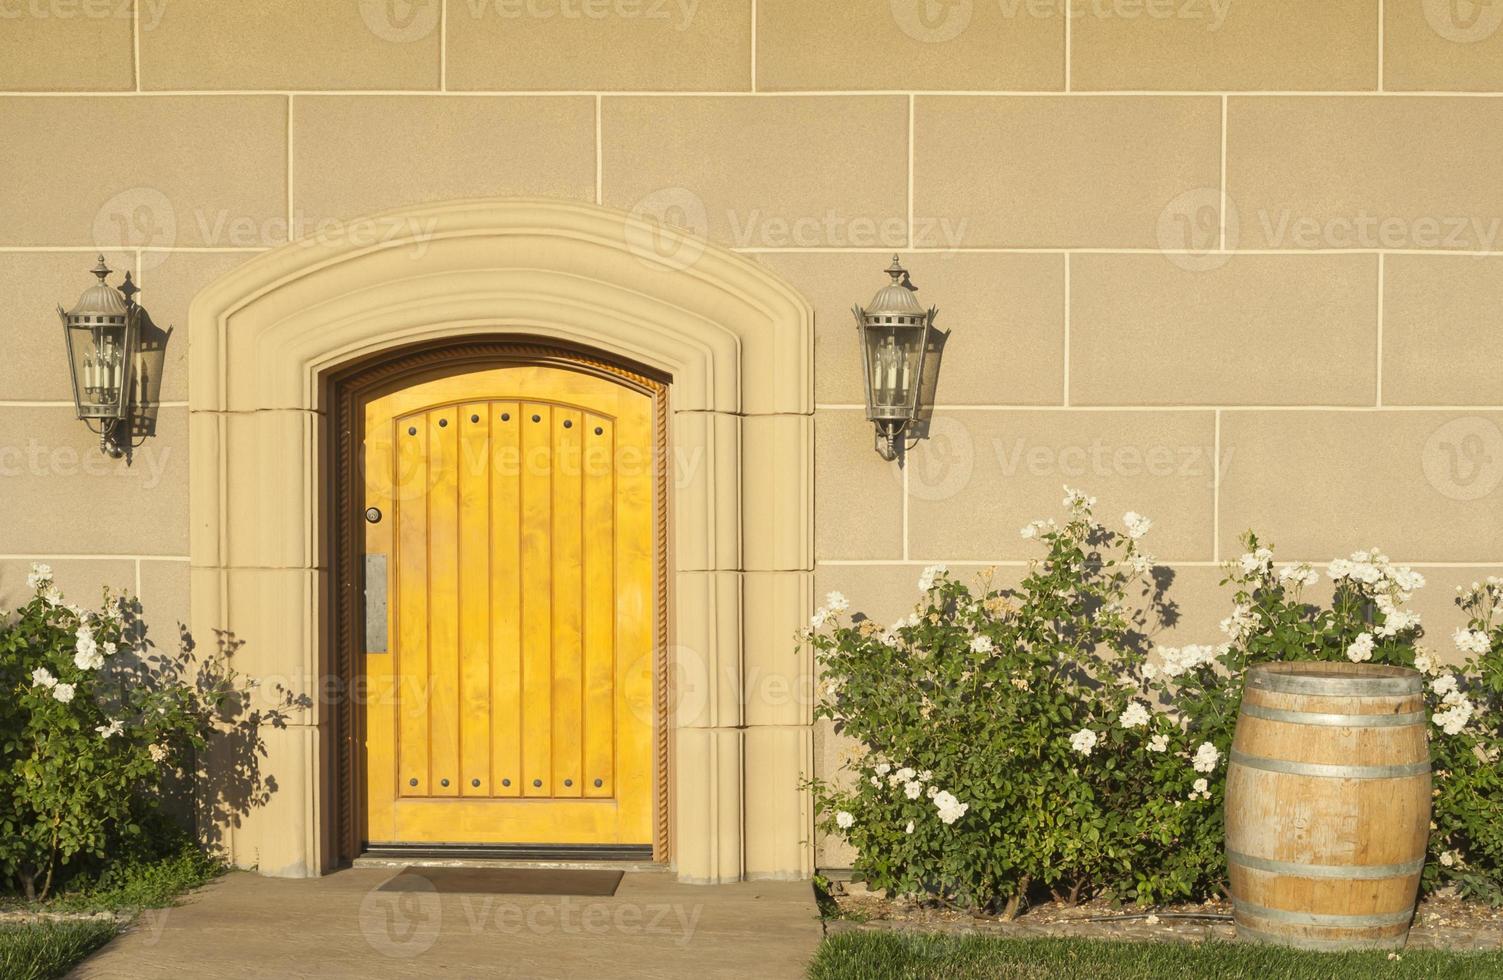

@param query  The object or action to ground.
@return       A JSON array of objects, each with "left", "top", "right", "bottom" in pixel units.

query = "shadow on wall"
[{"left": 109, "top": 606, "right": 310, "bottom": 858}]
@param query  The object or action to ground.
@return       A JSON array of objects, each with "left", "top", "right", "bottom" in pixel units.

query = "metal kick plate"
[{"left": 365, "top": 554, "right": 388, "bottom": 654}]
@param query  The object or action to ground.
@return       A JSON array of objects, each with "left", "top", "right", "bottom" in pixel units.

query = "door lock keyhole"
[{"left": 364, "top": 507, "right": 382, "bottom": 524}]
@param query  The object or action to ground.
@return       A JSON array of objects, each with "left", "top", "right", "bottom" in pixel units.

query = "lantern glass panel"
[
  {"left": 63, "top": 314, "right": 133, "bottom": 421},
  {"left": 862, "top": 319, "right": 925, "bottom": 421}
]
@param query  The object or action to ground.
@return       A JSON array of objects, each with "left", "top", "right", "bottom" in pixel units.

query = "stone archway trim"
[{"left": 187, "top": 199, "right": 815, "bottom": 883}]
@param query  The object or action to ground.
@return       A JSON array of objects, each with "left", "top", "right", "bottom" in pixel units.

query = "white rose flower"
[
  {"left": 905, "top": 820, "right": 914, "bottom": 834},
  {"left": 1454, "top": 628, "right": 1491, "bottom": 656},
  {"left": 809, "top": 608, "right": 829, "bottom": 629},
  {"left": 835, "top": 811, "right": 855, "bottom": 830},
  {"left": 1346, "top": 632, "right": 1375, "bottom": 663},
  {"left": 96, "top": 719, "right": 124, "bottom": 739},
  {"left": 1192, "top": 741, "right": 1221, "bottom": 773},
  {"left": 932, "top": 790, "right": 969, "bottom": 825},
  {"left": 904, "top": 781, "right": 923, "bottom": 800},
  {"left": 31, "top": 667, "right": 57, "bottom": 689},
  {"left": 917, "top": 565, "right": 948, "bottom": 592},
  {"left": 1118, "top": 701, "right": 1151, "bottom": 730},
  {"left": 825, "top": 591, "right": 849, "bottom": 614},
  {"left": 1414, "top": 652, "right": 1434, "bottom": 674},
  {"left": 148, "top": 743, "right": 169, "bottom": 763},
  {"left": 894, "top": 767, "right": 915, "bottom": 782},
  {"left": 875, "top": 763, "right": 892, "bottom": 776},
  {"left": 1431, "top": 674, "right": 1459, "bottom": 697},
  {"left": 969, "top": 635, "right": 994, "bottom": 654},
  {"left": 1122, "top": 512, "right": 1152, "bottom": 539},
  {"left": 26, "top": 562, "right": 53, "bottom": 591},
  {"left": 1069, "top": 728, "right": 1099, "bottom": 757},
  {"left": 1148, "top": 733, "right": 1169, "bottom": 753},
  {"left": 1440, "top": 851, "right": 1456, "bottom": 868},
  {"left": 52, "top": 683, "right": 76, "bottom": 704},
  {"left": 1193, "top": 778, "right": 1209, "bottom": 794},
  {"left": 1062, "top": 486, "right": 1096, "bottom": 511}
]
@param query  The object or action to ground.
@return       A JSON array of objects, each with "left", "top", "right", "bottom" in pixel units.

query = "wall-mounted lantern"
[
  {"left": 853, "top": 255, "right": 939, "bottom": 461},
  {"left": 58, "top": 256, "right": 139, "bottom": 458}
]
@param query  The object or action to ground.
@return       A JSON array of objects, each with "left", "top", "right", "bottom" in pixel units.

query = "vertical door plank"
[
  {"left": 581, "top": 412, "right": 616, "bottom": 798},
  {"left": 520, "top": 403, "right": 554, "bottom": 797},
  {"left": 490, "top": 401, "right": 523, "bottom": 798},
  {"left": 427, "top": 407, "right": 461, "bottom": 798},
  {"left": 363, "top": 412, "right": 397, "bottom": 838},
  {"left": 614, "top": 394, "right": 656, "bottom": 841},
  {"left": 457, "top": 403, "right": 491, "bottom": 798},
  {"left": 551, "top": 407, "right": 585, "bottom": 798},
  {"left": 395, "top": 413, "right": 431, "bottom": 798}
]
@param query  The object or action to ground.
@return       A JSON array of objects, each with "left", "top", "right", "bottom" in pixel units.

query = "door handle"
[{"left": 365, "top": 553, "right": 388, "bottom": 654}]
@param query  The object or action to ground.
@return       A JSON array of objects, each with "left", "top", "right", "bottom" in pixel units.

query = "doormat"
[{"left": 378, "top": 867, "right": 624, "bottom": 897}]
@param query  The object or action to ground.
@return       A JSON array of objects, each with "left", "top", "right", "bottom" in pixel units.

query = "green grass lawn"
[
  {"left": 808, "top": 932, "right": 1503, "bottom": 980},
  {"left": 0, "top": 841, "right": 225, "bottom": 980},
  {"left": 0, "top": 920, "right": 118, "bottom": 980}
]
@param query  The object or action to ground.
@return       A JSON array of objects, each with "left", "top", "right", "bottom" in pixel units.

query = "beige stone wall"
[{"left": 4, "top": 0, "right": 1502, "bottom": 871}]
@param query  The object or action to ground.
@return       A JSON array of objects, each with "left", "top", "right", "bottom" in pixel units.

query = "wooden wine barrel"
[{"left": 1225, "top": 662, "right": 1430, "bottom": 951}]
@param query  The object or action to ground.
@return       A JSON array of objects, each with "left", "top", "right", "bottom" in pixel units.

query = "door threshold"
[{"left": 355, "top": 843, "right": 664, "bottom": 874}]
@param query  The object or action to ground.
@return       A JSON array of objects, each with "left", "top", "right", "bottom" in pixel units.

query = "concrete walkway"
[{"left": 70, "top": 869, "right": 823, "bottom": 979}]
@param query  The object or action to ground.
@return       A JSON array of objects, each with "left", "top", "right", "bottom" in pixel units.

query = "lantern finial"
[{"left": 90, "top": 255, "right": 111, "bottom": 283}]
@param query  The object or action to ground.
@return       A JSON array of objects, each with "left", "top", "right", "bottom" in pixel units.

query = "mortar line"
[
  {"left": 907, "top": 94, "right": 915, "bottom": 249},
  {"left": 132, "top": 0, "right": 141, "bottom": 92},
  {"left": 813, "top": 403, "right": 1503, "bottom": 412},
  {"left": 595, "top": 95, "right": 604, "bottom": 205},
  {"left": 1062, "top": 253, "right": 1071, "bottom": 406},
  {"left": 1064, "top": 0, "right": 1072, "bottom": 93},
  {"left": 9, "top": 90, "right": 1503, "bottom": 97},
  {"left": 751, "top": 0, "right": 758, "bottom": 92},
  {"left": 440, "top": 0, "right": 449, "bottom": 92},
  {"left": 1219, "top": 95, "right": 1228, "bottom": 250},
  {"left": 1377, "top": 0, "right": 1386, "bottom": 93},
  {"left": 1376, "top": 253, "right": 1385, "bottom": 407},
  {"left": 286, "top": 95, "right": 295, "bottom": 228},
  {"left": 1213, "top": 409, "right": 1222, "bottom": 563}
]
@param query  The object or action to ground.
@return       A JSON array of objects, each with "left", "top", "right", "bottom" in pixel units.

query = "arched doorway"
[
  {"left": 187, "top": 199, "right": 815, "bottom": 883},
  {"left": 330, "top": 339, "right": 671, "bottom": 863}
]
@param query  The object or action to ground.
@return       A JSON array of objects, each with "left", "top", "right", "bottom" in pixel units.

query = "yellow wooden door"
[{"left": 362, "top": 365, "right": 655, "bottom": 847}]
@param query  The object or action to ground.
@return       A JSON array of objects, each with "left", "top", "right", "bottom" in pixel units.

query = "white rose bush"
[
  {"left": 808, "top": 494, "right": 1503, "bottom": 915},
  {"left": 0, "top": 565, "right": 226, "bottom": 900}
]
